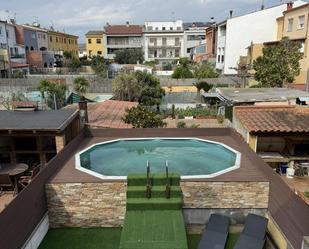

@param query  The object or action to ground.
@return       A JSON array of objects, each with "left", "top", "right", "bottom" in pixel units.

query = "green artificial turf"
[
  {"left": 187, "top": 233, "right": 240, "bottom": 249},
  {"left": 305, "top": 192, "right": 309, "bottom": 199},
  {"left": 119, "top": 210, "right": 188, "bottom": 249},
  {"left": 38, "top": 228, "right": 122, "bottom": 249}
]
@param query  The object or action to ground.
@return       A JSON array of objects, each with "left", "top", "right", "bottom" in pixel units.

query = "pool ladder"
[{"left": 145, "top": 160, "right": 171, "bottom": 199}]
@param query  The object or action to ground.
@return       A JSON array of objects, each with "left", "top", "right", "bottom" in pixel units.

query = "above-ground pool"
[{"left": 75, "top": 138, "right": 241, "bottom": 180}]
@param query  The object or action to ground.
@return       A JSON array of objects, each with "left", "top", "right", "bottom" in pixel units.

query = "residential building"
[
  {"left": 205, "top": 23, "right": 217, "bottom": 63},
  {"left": 144, "top": 20, "right": 184, "bottom": 64},
  {"left": 85, "top": 30, "right": 104, "bottom": 57},
  {"left": 216, "top": 1, "right": 306, "bottom": 74},
  {"left": 15, "top": 24, "right": 54, "bottom": 69},
  {"left": 105, "top": 23, "right": 143, "bottom": 60},
  {"left": 192, "top": 40, "right": 207, "bottom": 62},
  {"left": 183, "top": 23, "right": 207, "bottom": 58},
  {"left": 248, "top": 3, "right": 309, "bottom": 89},
  {"left": 78, "top": 43, "right": 87, "bottom": 58},
  {"left": 47, "top": 29, "right": 79, "bottom": 57}
]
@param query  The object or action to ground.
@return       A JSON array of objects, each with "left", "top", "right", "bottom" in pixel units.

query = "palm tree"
[{"left": 73, "top": 76, "right": 89, "bottom": 100}]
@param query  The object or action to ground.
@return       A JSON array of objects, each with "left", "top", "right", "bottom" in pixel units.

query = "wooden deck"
[{"left": 49, "top": 128, "right": 268, "bottom": 183}]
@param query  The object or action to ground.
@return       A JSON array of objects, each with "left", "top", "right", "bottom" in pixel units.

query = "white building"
[
  {"left": 144, "top": 20, "right": 184, "bottom": 64},
  {"left": 183, "top": 24, "right": 206, "bottom": 58},
  {"left": 216, "top": 0, "right": 306, "bottom": 74}
]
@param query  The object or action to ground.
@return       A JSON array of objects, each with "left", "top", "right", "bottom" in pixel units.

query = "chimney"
[
  {"left": 287, "top": 1, "right": 293, "bottom": 11},
  {"left": 229, "top": 10, "right": 233, "bottom": 18},
  {"left": 126, "top": 21, "right": 129, "bottom": 27},
  {"left": 78, "top": 100, "right": 89, "bottom": 123},
  {"left": 210, "top": 17, "right": 215, "bottom": 24}
]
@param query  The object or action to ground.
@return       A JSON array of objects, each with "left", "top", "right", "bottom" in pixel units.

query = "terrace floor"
[
  {"left": 49, "top": 129, "right": 268, "bottom": 184},
  {"left": 281, "top": 175, "right": 309, "bottom": 205}
]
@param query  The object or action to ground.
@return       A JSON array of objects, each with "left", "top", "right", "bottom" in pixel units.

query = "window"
[
  {"left": 175, "top": 38, "right": 180, "bottom": 46},
  {"left": 88, "top": 39, "right": 92, "bottom": 44},
  {"left": 6, "top": 30, "right": 9, "bottom": 38},
  {"left": 155, "top": 27, "right": 159, "bottom": 31},
  {"left": 287, "top": 18, "right": 293, "bottom": 32},
  {"left": 148, "top": 26, "right": 153, "bottom": 31},
  {"left": 50, "top": 36, "right": 53, "bottom": 42},
  {"left": 56, "top": 37, "right": 58, "bottom": 43},
  {"left": 162, "top": 27, "right": 166, "bottom": 31},
  {"left": 187, "top": 48, "right": 191, "bottom": 53},
  {"left": 299, "top": 15, "right": 305, "bottom": 29},
  {"left": 89, "top": 50, "right": 92, "bottom": 56},
  {"left": 0, "top": 27, "right": 2, "bottom": 35},
  {"left": 96, "top": 39, "right": 101, "bottom": 44},
  {"left": 170, "top": 27, "right": 173, "bottom": 31},
  {"left": 64, "top": 38, "right": 66, "bottom": 43},
  {"left": 31, "top": 33, "right": 35, "bottom": 39},
  {"left": 98, "top": 51, "right": 102, "bottom": 55}
]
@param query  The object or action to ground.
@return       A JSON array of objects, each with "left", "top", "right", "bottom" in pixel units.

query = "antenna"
[
  {"left": 171, "top": 11, "right": 175, "bottom": 22},
  {"left": 261, "top": 0, "right": 265, "bottom": 10}
]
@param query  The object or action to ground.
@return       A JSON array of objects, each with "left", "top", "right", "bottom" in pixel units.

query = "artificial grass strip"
[
  {"left": 38, "top": 228, "right": 122, "bottom": 249},
  {"left": 127, "top": 185, "right": 182, "bottom": 198},
  {"left": 305, "top": 192, "right": 309, "bottom": 199},
  {"left": 119, "top": 210, "right": 188, "bottom": 249},
  {"left": 187, "top": 233, "right": 240, "bottom": 249}
]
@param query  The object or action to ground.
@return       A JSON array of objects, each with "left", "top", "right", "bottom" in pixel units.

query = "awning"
[{"left": 202, "top": 92, "right": 226, "bottom": 101}]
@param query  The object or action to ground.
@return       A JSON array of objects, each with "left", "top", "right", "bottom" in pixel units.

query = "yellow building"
[
  {"left": 247, "top": 3, "right": 309, "bottom": 87},
  {"left": 85, "top": 31, "right": 105, "bottom": 57},
  {"left": 47, "top": 30, "right": 79, "bottom": 57}
]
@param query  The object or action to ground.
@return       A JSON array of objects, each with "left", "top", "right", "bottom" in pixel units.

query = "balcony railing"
[
  {"left": 148, "top": 44, "right": 181, "bottom": 48},
  {"left": 10, "top": 54, "right": 26, "bottom": 59}
]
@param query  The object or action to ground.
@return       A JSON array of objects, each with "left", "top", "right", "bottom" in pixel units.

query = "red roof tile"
[
  {"left": 105, "top": 25, "right": 143, "bottom": 35},
  {"left": 87, "top": 100, "right": 138, "bottom": 128},
  {"left": 234, "top": 105, "right": 309, "bottom": 133}
]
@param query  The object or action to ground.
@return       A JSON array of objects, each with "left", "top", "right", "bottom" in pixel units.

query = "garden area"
[{"left": 39, "top": 228, "right": 239, "bottom": 249}]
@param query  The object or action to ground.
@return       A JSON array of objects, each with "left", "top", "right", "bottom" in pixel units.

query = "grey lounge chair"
[
  {"left": 197, "top": 214, "right": 230, "bottom": 249},
  {"left": 233, "top": 214, "right": 268, "bottom": 249}
]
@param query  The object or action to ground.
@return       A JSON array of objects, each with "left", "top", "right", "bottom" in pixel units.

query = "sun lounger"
[
  {"left": 197, "top": 214, "right": 230, "bottom": 249},
  {"left": 233, "top": 213, "right": 268, "bottom": 249}
]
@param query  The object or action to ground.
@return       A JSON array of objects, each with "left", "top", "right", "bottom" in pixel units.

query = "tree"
[
  {"left": 122, "top": 105, "right": 165, "bottom": 128},
  {"left": 67, "top": 57, "right": 81, "bottom": 72},
  {"left": 193, "top": 81, "right": 213, "bottom": 92},
  {"left": 114, "top": 48, "right": 144, "bottom": 64},
  {"left": 112, "top": 73, "right": 142, "bottom": 101},
  {"left": 38, "top": 80, "right": 67, "bottom": 109},
  {"left": 172, "top": 57, "right": 194, "bottom": 79},
  {"left": 194, "top": 62, "right": 219, "bottom": 79},
  {"left": 253, "top": 37, "right": 303, "bottom": 87},
  {"left": 63, "top": 51, "right": 73, "bottom": 60},
  {"left": 73, "top": 76, "right": 89, "bottom": 99},
  {"left": 90, "top": 55, "right": 109, "bottom": 77},
  {"left": 134, "top": 71, "right": 165, "bottom": 107}
]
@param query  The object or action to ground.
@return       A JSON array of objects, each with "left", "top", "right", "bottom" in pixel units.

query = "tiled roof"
[
  {"left": 85, "top": 30, "right": 104, "bottom": 36},
  {"left": 87, "top": 100, "right": 138, "bottom": 128},
  {"left": 105, "top": 25, "right": 143, "bottom": 35},
  {"left": 234, "top": 106, "right": 309, "bottom": 133}
]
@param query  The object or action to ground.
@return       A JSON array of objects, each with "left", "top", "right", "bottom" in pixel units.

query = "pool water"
[{"left": 77, "top": 139, "right": 239, "bottom": 178}]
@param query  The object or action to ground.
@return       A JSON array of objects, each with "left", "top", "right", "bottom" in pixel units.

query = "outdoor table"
[{"left": 0, "top": 163, "right": 29, "bottom": 193}]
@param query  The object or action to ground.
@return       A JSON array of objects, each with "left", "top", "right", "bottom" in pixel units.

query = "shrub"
[
  {"left": 217, "top": 115, "right": 225, "bottom": 124},
  {"left": 190, "top": 124, "right": 200, "bottom": 128},
  {"left": 177, "top": 121, "right": 186, "bottom": 128}
]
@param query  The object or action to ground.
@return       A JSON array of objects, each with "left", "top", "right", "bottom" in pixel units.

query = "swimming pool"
[{"left": 75, "top": 138, "right": 241, "bottom": 180}]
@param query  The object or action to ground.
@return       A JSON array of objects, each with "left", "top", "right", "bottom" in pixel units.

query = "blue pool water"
[{"left": 78, "top": 139, "right": 238, "bottom": 177}]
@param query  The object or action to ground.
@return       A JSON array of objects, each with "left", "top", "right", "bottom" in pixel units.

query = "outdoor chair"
[
  {"left": 18, "top": 165, "right": 40, "bottom": 188},
  {"left": 197, "top": 214, "right": 230, "bottom": 249},
  {"left": 233, "top": 214, "right": 268, "bottom": 249},
  {"left": 0, "top": 174, "right": 15, "bottom": 195}
]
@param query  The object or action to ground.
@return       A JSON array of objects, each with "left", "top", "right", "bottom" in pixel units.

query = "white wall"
[
  {"left": 144, "top": 20, "right": 183, "bottom": 31},
  {"left": 223, "top": 0, "right": 307, "bottom": 75}
]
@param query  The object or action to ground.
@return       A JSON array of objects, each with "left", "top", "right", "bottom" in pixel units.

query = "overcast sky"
[{"left": 0, "top": 0, "right": 304, "bottom": 42}]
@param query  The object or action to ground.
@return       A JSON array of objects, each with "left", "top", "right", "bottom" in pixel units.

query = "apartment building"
[
  {"left": 105, "top": 23, "right": 143, "bottom": 60},
  {"left": 47, "top": 29, "right": 79, "bottom": 57},
  {"left": 216, "top": 0, "right": 306, "bottom": 74},
  {"left": 205, "top": 24, "right": 217, "bottom": 63},
  {"left": 183, "top": 23, "right": 207, "bottom": 58},
  {"left": 85, "top": 31, "right": 104, "bottom": 57},
  {"left": 15, "top": 24, "right": 54, "bottom": 69},
  {"left": 144, "top": 20, "right": 184, "bottom": 64}
]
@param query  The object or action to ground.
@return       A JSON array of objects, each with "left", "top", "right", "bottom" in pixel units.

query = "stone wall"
[
  {"left": 181, "top": 181, "right": 269, "bottom": 209},
  {"left": 46, "top": 181, "right": 269, "bottom": 228},
  {"left": 46, "top": 182, "right": 127, "bottom": 228}
]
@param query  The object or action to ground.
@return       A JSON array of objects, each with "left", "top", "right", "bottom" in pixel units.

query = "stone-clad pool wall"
[{"left": 46, "top": 181, "right": 269, "bottom": 228}]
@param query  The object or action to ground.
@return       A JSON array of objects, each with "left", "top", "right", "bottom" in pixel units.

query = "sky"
[{"left": 0, "top": 0, "right": 304, "bottom": 42}]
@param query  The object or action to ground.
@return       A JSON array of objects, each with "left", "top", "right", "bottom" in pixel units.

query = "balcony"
[
  {"left": 148, "top": 44, "right": 181, "bottom": 48},
  {"left": 10, "top": 54, "right": 26, "bottom": 59}
]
